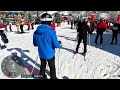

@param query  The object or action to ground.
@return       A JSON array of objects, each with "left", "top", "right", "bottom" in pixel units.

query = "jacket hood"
[{"left": 35, "top": 24, "right": 51, "bottom": 35}]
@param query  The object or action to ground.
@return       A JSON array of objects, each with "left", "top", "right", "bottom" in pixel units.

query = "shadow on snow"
[
  {"left": 7, "top": 48, "right": 50, "bottom": 79},
  {"left": 58, "top": 32, "right": 120, "bottom": 57}
]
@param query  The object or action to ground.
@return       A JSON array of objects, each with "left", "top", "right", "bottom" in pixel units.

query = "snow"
[{"left": 0, "top": 22, "right": 120, "bottom": 79}]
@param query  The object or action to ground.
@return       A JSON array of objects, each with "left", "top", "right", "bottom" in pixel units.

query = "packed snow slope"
[{"left": 0, "top": 22, "right": 120, "bottom": 79}]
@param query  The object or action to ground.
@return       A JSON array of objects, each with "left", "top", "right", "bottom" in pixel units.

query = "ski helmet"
[{"left": 40, "top": 12, "right": 53, "bottom": 22}]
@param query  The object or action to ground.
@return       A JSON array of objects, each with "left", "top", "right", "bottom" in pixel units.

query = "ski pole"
[
  {"left": 57, "top": 46, "right": 61, "bottom": 77},
  {"left": 88, "top": 33, "right": 90, "bottom": 52},
  {"left": 72, "top": 33, "right": 79, "bottom": 59},
  {"left": 89, "top": 34, "right": 90, "bottom": 46},
  {"left": 73, "top": 32, "right": 79, "bottom": 50}
]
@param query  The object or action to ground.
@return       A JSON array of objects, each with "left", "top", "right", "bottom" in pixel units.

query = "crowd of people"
[
  {"left": 33, "top": 12, "right": 120, "bottom": 79},
  {"left": 0, "top": 12, "right": 120, "bottom": 79},
  {"left": 66, "top": 15, "right": 120, "bottom": 54}
]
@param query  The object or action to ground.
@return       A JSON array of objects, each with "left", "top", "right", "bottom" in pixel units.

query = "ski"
[
  {"left": 72, "top": 51, "right": 87, "bottom": 61},
  {"left": 79, "top": 52, "right": 86, "bottom": 61},
  {"left": 72, "top": 51, "right": 78, "bottom": 59}
]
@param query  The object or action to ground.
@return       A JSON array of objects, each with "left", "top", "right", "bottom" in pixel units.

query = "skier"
[
  {"left": 20, "top": 20, "right": 24, "bottom": 33},
  {"left": 33, "top": 12, "right": 61, "bottom": 79},
  {"left": 110, "top": 20, "right": 119, "bottom": 44},
  {"left": 31, "top": 21, "right": 34, "bottom": 30},
  {"left": 94, "top": 18, "right": 107, "bottom": 47},
  {"left": 27, "top": 21, "right": 31, "bottom": 31},
  {"left": 15, "top": 21, "right": 20, "bottom": 33},
  {"left": 75, "top": 18, "right": 90, "bottom": 55},
  {"left": 70, "top": 15, "right": 74, "bottom": 29},
  {"left": 0, "top": 29, "right": 8, "bottom": 49},
  {"left": 0, "top": 36, "right": 6, "bottom": 49},
  {"left": 9, "top": 22, "right": 12, "bottom": 32},
  {"left": 75, "top": 17, "right": 80, "bottom": 29}
]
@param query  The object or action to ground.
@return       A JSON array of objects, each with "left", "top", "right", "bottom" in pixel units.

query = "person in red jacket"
[
  {"left": 51, "top": 21, "right": 56, "bottom": 30},
  {"left": 0, "top": 21, "right": 7, "bottom": 31},
  {"left": 27, "top": 21, "right": 31, "bottom": 31},
  {"left": 94, "top": 18, "right": 107, "bottom": 47}
]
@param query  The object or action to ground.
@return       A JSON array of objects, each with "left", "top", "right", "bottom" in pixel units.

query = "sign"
[
  {"left": 1, "top": 54, "right": 40, "bottom": 79},
  {"left": 1, "top": 55, "right": 23, "bottom": 78}
]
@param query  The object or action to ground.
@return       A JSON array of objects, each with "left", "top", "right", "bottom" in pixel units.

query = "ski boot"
[
  {"left": 49, "top": 77, "right": 58, "bottom": 79},
  {"left": 39, "top": 75, "right": 48, "bottom": 79},
  {"left": 114, "top": 42, "right": 117, "bottom": 44},
  {"left": 110, "top": 42, "right": 113, "bottom": 45}
]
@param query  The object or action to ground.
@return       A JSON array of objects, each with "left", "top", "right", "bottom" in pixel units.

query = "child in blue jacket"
[{"left": 33, "top": 13, "right": 61, "bottom": 79}]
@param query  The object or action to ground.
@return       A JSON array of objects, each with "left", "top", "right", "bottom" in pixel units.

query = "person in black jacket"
[
  {"left": 0, "top": 30, "right": 7, "bottom": 49},
  {"left": 20, "top": 21, "right": 24, "bottom": 33},
  {"left": 110, "top": 21, "right": 119, "bottom": 44},
  {"left": 90, "top": 21, "right": 95, "bottom": 34},
  {"left": 75, "top": 18, "right": 90, "bottom": 55},
  {"left": 117, "top": 23, "right": 120, "bottom": 34},
  {"left": 31, "top": 21, "right": 34, "bottom": 30}
]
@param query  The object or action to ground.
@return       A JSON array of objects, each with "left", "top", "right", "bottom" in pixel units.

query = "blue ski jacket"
[{"left": 33, "top": 24, "right": 61, "bottom": 60}]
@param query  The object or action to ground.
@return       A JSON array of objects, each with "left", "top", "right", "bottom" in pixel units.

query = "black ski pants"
[
  {"left": 40, "top": 56, "right": 57, "bottom": 79},
  {"left": 76, "top": 34, "right": 87, "bottom": 53},
  {"left": 95, "top": 29, "right": 104, "bottom": 44},
  {"left": 111, "top": 30, "right": 118, "bottom": 44},
  {"left": 20, "top": 25, "right": 24, "bottom": 32}
]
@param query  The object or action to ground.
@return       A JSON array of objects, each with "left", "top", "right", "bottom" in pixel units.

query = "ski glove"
[
  {"left": 59, "top": 41, "right": 62, "bottom": 47},
  {"left": 59, "top": 41, "right": 62, "bottom": 44}
]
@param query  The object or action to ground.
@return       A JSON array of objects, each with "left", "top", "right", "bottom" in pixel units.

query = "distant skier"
[
  {"left": 15, "top": 21, "right": 20, "bottom": 33},
  {"left": 27, "top": 21, "right": 31, "bottom": 31},
  {"left": 0, "top": 21, "right": 7, "bottom": 31},
  {"left": 0, "top": 36, "right": 6, "bottom": 49},
  {"left": 31, "top": 21, "right": 34, "bottom": 30},
  {"left": 94, "top": 18, "right": 107, "bottom": 47},
  {"left": 9, "top": 22, "right": 12, "bottom": 32},
  {"left": 75, "top": 18, "right": 81, "bottom": 29},
  {"left": 20, "top": 20, "right": 24, "bottom": 33},
  {"left": 70, "top": 15, "right": 74, "bottom": 29},
  {"left": 75, "top": 18, "right": 90, "bottom": 55},
  {"left": 110, "top": 21, "right": 119, "bottom": 44},
  {"left": 33, "top": 12, "right": 61, "bottom": 79},
  {"left": 0, "top": 29, "right": 8, "bottom": 49}
]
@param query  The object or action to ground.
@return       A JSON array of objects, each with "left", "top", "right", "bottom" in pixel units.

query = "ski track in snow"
[{"left": 0, "top": 22, "right": 120, "bottom": 79}]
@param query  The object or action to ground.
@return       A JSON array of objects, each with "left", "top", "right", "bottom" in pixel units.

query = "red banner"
[
  {"left": 91, "top": 14, "right": 96, "bottom": 22},
  {"left": 90, "top": 14, "right": 96, "bottom": 31},
  {"left": 117, "top": 15, "right": 120, "bottom": 24}
]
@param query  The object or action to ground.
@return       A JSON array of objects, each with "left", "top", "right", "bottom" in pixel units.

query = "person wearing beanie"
[
  {"left": 75, "top": 18, "right": 90, "bottom": 55},
  {"left": 33, "top": 12, "right": 61, "bottom": 79}
]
